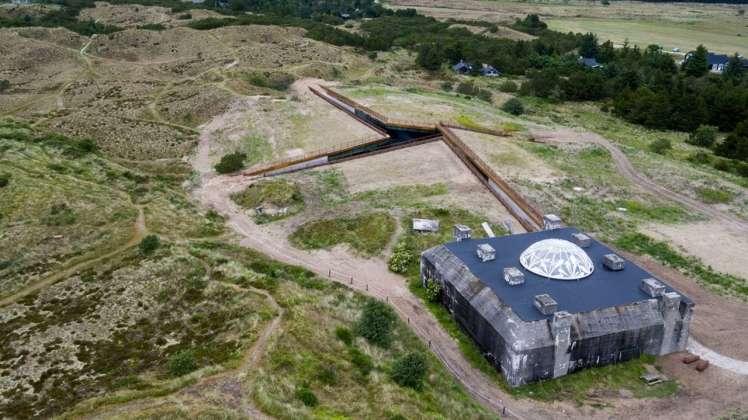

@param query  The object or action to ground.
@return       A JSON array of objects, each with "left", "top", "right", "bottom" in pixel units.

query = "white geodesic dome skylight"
[{"left": 519, "top": 239, "right": 594, "bottom": 280}]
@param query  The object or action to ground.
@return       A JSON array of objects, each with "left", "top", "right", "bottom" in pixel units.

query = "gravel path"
[{"left": 687, "top": 339, "right": 748, "bottom": 376}]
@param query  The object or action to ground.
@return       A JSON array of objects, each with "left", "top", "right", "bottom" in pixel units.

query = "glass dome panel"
[{"left": 519, "top": 239, "right": 594, "bottom": 280}]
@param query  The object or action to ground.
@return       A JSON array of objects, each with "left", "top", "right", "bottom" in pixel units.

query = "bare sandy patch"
[
  {"left": 452, "top": 128, "right": 561, "bottom": 183},
  {"left": 642, "top": 221, "right": 748, "bottom": 281},
  {"left": 334, "top": 141, "right": 525, "bottom": 230}
]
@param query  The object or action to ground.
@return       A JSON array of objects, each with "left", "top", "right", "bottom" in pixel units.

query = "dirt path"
[
  {"left": 530, "top": 128, "right": 748, "bottom": 233},
  {"left": 0, "top": 206, "right": 147, "bottom": 308},
  {"left": 191, "top": 110, "right": 556, "bottom": 418},
  {"left": 82, "top": 283, "right": 281, "bottom": 419}
]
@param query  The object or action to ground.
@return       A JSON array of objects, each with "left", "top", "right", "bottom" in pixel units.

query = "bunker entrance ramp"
[{"left": 245, "top": 85, "right": 543, "bottom": 232}]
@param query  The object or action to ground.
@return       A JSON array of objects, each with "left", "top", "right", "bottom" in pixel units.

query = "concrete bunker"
[{"left": 420, "top": 227, "right": 693, "bottom": 386}]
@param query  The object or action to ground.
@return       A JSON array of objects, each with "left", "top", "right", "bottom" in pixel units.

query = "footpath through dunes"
[
  {"left": 529, "top": 127, "right": 748, "bottom": 234},
  {"left": 192, "top": 174, "right": 546, "bottom": 420},
  {"left": 78, "top": 282, "right": 280, "bottom": 420}
]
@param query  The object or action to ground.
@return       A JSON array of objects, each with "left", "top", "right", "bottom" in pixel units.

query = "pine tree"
[{"left": 683, "top": 45, "right": 709, "bottom": 77}]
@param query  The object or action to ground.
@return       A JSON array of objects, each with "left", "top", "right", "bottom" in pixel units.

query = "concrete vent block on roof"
[
  {"left": 454, "top": 224, "right": 471, "bottom": 242},
  {"left": 503, "top": 267, "right": 525, "bottom": 286},
  {"left": 534, "top": 293, "right": 558, "bottom": 315},
  {"left": 603, "top": 253, "right": 625, "bottom": 271},
  {"left": 571, "top": 232, "right": 591, "bottom": 248},
  {"left": 543, "top": 214, "right": 563, "bottom": 230},
  {"left": 476, "top": 243, "right": 496, "bottom": 262},
  {"left": 641, "top": 278, "right": 666, "bottom": 298}
]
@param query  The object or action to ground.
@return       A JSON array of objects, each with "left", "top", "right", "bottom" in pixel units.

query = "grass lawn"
[
  {"left": 289, "top": 212, "right": 396, "bottom": 256},
  {"left": 231, "top": 178, "right": 304, "bottom": 223},
  {"left": 547, "top": 17, "right": 748, "bottom": 56}
]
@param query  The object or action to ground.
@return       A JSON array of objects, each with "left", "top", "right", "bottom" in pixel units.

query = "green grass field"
[{"left": 547, "top": 17, "right": 748, "bottom": 56}]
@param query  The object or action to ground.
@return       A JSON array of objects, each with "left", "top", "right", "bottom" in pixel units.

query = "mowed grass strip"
[{"left": 289, "top": 212, "right": 396, "bottom": 256}]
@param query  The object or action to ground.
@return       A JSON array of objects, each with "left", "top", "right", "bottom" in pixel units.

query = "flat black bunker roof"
[{"left": 443, "top": 227, "right": 690, "bottom": 321}]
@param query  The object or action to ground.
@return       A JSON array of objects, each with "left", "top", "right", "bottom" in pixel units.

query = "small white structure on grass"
[{"left": 413, "top": 218, "right": 439, "bottom": 233}]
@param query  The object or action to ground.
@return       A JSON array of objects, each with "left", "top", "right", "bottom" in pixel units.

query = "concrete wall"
[{"left": 420, "top": 245, "right": 693, "bottom": 387}]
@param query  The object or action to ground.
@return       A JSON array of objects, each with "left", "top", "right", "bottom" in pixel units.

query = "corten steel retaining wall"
[
  {"left": 245, "top": 86, "right": 545, "bottom": 233},
  {"left": 438, "top": 124, "right": 544, "bottom": 232}
]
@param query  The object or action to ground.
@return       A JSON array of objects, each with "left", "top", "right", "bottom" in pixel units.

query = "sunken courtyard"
[{"left": 420, "top": 222, "right": 693, "bottom": 387}]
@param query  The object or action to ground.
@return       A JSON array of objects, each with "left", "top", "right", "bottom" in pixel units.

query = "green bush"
[
  {"left": 348, "top": 347, "right": 374, "bottom": 376},
  {"left": 390, "top": 352, "right": 427, "bottom": 390},
  {"left": 424, "top": 281, "right": 442, "bottom": 303},
  {"left": 388, "top": 241, "right": 414, "bottom": 274},
  {"left": 736, "top": 161, "right": 748, "bottom": 178},
  {"left": 335, "top": 326, "right": 353, "bottom": 345},
  {"left": 686, "top": 125, "right": 718, "bottom": 148},
  {"left": 502, "top": 98, "right": 524, "bottom": 115},
  {"left": 713, "top": 158, "right": 731, "bottom": 172},
  {"left": 456, "top": 81, "right": 479, "bottom": 96},
  {"left": 697, "top": 187, "right": 733, "bottom": 204},
  {"left": 440, "top": 81, "right": 453, "bottom": 92},
  {"left": 43, "top": 203, "right": 77, "bottom": 226},
  {"left": 476, "top": 89, "right": 493, "bottom": 103},
  {"left": 0, "top": 79, "right": 9, "bottom": 92},
  {"left": 137, "top": 23, "right": 166, "bottom": 31},
  {"left": 498, "top": 80, "right": 518, "bottom": 93},
  {"left": 356, "top": 299, "right": 397, "bottom": 348},
  {"left": 317, "top": 366, "right": 339, "bottom": 385},
  {"left": 649, "top": 138, "right": 672, "bottom": 154},
  {"left": 214, "top": 152, "right": 246, "bottom": 174},
  {"left": 177, "top": 13, "right": 192, "bottom": 20},
  {"left": 246, "top": 71, "right": 296, "bottom": 91},
  {"left": 139, "top": 235, "right": 161, "bottom": 255},
  {"left": 0, "top": 173, "right": 9, "bottom": 188},
  {"left": 167, "top": 350, "right": 197, "bottom": 376},
  {"left": 295, "top": 385, "right": 318, "bottom": 407},
  {"left": 687, "top": 151, "right": 712, "bottom": 164}
]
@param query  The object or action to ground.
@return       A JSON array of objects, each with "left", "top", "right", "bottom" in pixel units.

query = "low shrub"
[
  {"left": 0, "top": 173, "right": 9, "bottom": 188},
  {"left": 295, "top": 385, "right": 318, "bottom": 407},
  {"left": 424, "top": 281, "right": 442, "bottom": 303},
  {"left": 498, "top": 80, "right": 518, "bottom": 93},
  {"left": 390, "top": 352, "right": 427, "bottom": 390},
  {"left": 317, "top": 366, "right": 339, "bottom": 385},
  {"left": 388, "top": 241, "right": 414, "bottom": 274},
  {"left": 335, "top": 326, "right": 353, "bottom": 345},
  {"left": 696, "top": 187, "right": 733, "bottom": 204},
  {"left": 686, "top": 125, "right": 718, "bottom": 148},
  {"left": 139, "top": 235, "right": 161, "bottom": 255},
  {"left": 441, "top": 81, "right": 453, "bottom": 92},
  {"left": 649, "top": 138, "right": 672, "bottom": 154},
  {"left": 167, "top": 350, "right": 197, "bottom": 376},
  {"left": 214, "top": 152, "right": 246, "bottom": 174},
  {"left": 137, "top": 23, "right": 166, "bottom": 31},
  {"left": 348, "top": 347, "right": 374, "bottom": 376},
  {"left": 687, "top": 151, "right": 711, "bottom": 164},
  {"left": 502, "top": 98, "right": 524, "bottom": 115},
  {"left": 356, "top": 299, "right": 397, "bottom": 348}
]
